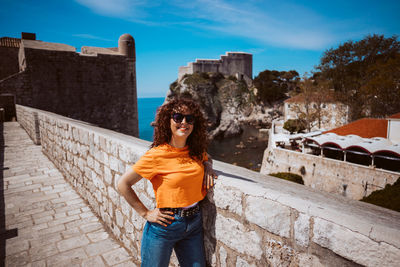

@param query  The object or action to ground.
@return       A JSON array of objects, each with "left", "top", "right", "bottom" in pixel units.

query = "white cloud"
[
  {"left": 74, "top": 0, "right": 341, "bottom": 50},
  {"left": 169, "top": 0, "right": 336, "bottom": 50},
  {"left": 75, "top": 0, "right": 148, "bottom": 17},
  {"left": 72, "top": 33, "right": 113, "bottom": 42}
]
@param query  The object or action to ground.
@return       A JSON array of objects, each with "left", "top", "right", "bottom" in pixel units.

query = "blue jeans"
[{"left": 141, "top": 211, "right": 206, "bottom": 267}]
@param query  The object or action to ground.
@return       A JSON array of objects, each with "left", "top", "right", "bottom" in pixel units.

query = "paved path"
[{"left": 1, "top": 122, "right": 136, "bottom": 267}]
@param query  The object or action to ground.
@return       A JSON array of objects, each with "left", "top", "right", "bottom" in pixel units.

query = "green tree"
[
  {"left": 283, "top": 119, "right": 306, "bottom": 134},
  {"left": 253, "top": 70, "right": 299, "bottom": 104},
  {"left": 317, "top": 34, "right": 400, "bottom": 119}
]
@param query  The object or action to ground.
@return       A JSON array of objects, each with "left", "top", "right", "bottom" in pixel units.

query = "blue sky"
[{"left": 1, "top": 0, "right": 399, "bottom": 98}]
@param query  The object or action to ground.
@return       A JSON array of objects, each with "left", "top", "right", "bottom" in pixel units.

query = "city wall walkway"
[{"left": 1, "top": 122, "right": 136, "bottom": 267}]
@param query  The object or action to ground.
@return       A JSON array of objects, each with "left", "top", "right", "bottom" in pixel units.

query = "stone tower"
[{"left": 0, "top": 32, "right": 139, "bottom": 137}]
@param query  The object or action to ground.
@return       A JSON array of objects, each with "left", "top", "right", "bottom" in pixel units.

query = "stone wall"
[
  {"left": 260, "top": 147, "right": 400, "bottom": 200},
  {"left": 16, "top": 104, "right": 400, "bottom": 267},
  {"left": 0, "top": 46, "right": 19, "bottom": 80},
  {"left": 0, "top": 35, "right": 138, "bottom": 136}
]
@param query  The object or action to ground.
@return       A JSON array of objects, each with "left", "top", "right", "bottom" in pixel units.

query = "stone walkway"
[{"left": 1, "top": 122, "right": 136, "bottom": 267}]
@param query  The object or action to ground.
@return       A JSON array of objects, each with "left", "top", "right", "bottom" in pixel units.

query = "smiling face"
[{"left": 170, "top": 105, "right": 194, "bottom": 141}]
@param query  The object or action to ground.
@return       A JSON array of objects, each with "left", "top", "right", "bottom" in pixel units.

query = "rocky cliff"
[{"left": 166, "top": 72, "right": 282, "bottom": 139}]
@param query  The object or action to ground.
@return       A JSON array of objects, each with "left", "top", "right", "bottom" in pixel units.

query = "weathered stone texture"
[
  {"left": 15, "top": 105, "right": 400, "bottom": 267},
  {"left": 245, "top": 196, "right": 291, "bottom": 238},
  {"left": 215, "top": 214, "right": 263, "bottom": 259},
  {"left": 294, "top": 213, "right": 310, "bottom": 247},
  {"left": 313, "top": 217, "right": 400, "bottom": 267}
]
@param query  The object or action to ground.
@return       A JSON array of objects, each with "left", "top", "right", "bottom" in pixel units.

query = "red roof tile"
[
  {"left": 388, "top": 112, "right": 400, "bottom": 119},
  {"left": 325, "top": 118, "right": 388, "bottom": 138}
]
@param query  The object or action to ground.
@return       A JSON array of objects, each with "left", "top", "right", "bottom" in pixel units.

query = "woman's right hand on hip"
[{"left": 144, "top": 209, "right": 175, "bottom": 227}]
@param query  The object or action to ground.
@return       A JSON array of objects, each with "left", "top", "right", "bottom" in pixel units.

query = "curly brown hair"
[{"left": 151, "top": 97, "right": 208, "bottom": 161}]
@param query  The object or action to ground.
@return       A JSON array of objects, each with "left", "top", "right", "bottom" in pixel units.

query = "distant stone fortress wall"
[
  {"left": 178, "top": 52, "right": 253, "bottom": 83},
  {"left": 0, "top": 33, "right": 138, "bottom": 136},
  {"left": 16, "top": 104, "right": 400, "bottom": 267}
]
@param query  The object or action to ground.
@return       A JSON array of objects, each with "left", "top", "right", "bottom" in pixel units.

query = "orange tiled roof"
[
  {"left": 0, "top": 37, "right": 21, "bottom": 48},
  {"left": 325, "top": 118, "right": 388, "bottom": 138},
  {"left": 388, "top": 112, "right": 400, "bottom": 119}
]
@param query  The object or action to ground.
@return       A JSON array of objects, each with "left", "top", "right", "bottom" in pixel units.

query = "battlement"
[{"left": 178, "top": 52, "right": 253, "bottom": 82}]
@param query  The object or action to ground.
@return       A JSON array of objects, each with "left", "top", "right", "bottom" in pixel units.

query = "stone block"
[
  {"left": 99, "top": 135, "right": 106, "bottom": 149},
  {"left": 245, "top": 196, "right": 291, "bottom": 238},
  {"left": 114, "top": 173, "right": 122, "bottom": 188},
  {"left": 236, "top": 257, "right": 256, "bottom": 267},
  {"left": 132, "top": 178, "right": 144, "bottom": 192},
  {"left": 119, "top": 161, "right": 127, "bottom": 174},
  {"left": 108, "top": 200, "right": 114, "bottom": 215},
  {"left": 79, "top": 145, "right": 89, "bottom": 158},
  {"left": 119, "top": 146, "right": 132, "bottom": 163},
  {"left": 116, "top": 209, "right": 124, "bottom": 228},
  {"left": 85, "top": 238, "right": 121, "bottom": 257},
  {"left": 139, "top": 193, "right": 155, "bottom": 210},
  {"left": 312, "top": 217, "right": 400, "bottom": 266},
  {"left": 109, "top": 155, "right": 120, "bottom": 172},
  {"left": 78, "top": 157, "right": 85, "bottom": 171},
  {"left": 87, "top": 156, "right": 94, "bottom": 169},
  {"left": 111, "top": 225, "right": 121, "bottom": 238},
  {"left": 56, "top": 235, "right": 90, "bottom": 252},
  {"left": 82, "top": 256, "right": 106, "bottom": 267},
  {"left": 102, "top": 248, "right": 132, "bottom": 266},
  {"left": 72, "top": 126, "right": 79, "bottom": 141},
  {"left": 296, "top": 253, "right": 324, "bottom": 267},
  {"left": 108, "top": 186, "right": 120, "bottom": 206},
  {"left": 213, "top": 183, "right": 242, "bottom": 215},
  {"left": 78, "top": 128, "right": 89, "bottom": 145},
  {"left": 125, "top": 220, "right": 134, "bottom": 234},
  {"left": 121, "top": 196, "right": 132, "bottom": 218},
  {"left": 103, "top": 152, "right": 109, "bottom": 166},
  {"left": 219, "top": 246, "right": 227, "bottom": 267},
  {"left": 294, "top": 213, "right": 309, "bottom": 247},
  {"left": 6, "top": 238, "right": 29, "bottom": 256},
  {"left": 80, "top": 221, "right": 103, "bottom": 233},
  {"left": 94, "top": 160, "right": 103, "bottom": 175},
  {"left": 87, "top": 230, "right": 109, "bottom": 243},
  {"left": 104, "top": 166, "right": 113, "bottom": 185},
  {"left": 92, "top": 172, "right": 106, "bottom": 192},
  {"left": 215, "top": 214, "right": 262, "bottom": 259},
  {"left": 131, "top": 210, "right": 146, "bottom": 230},
  {"left": 265, "top": 238, "right": 296, "bottom": 267}
]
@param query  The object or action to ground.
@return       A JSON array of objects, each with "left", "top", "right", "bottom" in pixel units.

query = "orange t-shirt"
[{"left": 132, "top": 144, "right": 207, "bottom": 208}]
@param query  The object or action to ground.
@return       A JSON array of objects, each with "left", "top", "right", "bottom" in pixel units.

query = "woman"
[{"left": 118, "top": 97, "right": 217, "bottom": 267}]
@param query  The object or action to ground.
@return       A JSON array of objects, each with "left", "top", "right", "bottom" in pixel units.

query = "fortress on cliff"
[
  {"left": 0, "top": 32, "right": 138, "bottom": 136},
  {"left": 178, "top": 52, "right": 253, "bottom": 84}
]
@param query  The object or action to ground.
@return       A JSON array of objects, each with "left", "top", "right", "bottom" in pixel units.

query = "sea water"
[{"left": 137, "top": 97, "right": 165, "bottom": 141}]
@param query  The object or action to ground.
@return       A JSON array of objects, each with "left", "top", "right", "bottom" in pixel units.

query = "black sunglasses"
[{"left": 172, "top": 113, "right": 195, "bottom": 124}]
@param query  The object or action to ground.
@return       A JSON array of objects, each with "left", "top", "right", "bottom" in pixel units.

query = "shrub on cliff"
[
  {"left": 361, "top": 177, "right": 400, "bottom": 212},
  {"left": 269, "top": 172, "right": 304, "bottom": 185}
]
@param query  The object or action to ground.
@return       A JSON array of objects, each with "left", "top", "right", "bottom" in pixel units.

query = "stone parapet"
[
  {"left": 16, "top": 104, "right": 40, "bottom": 144},
  {"left": 16, "top": 104, "right": 400, "bottom": 266}
]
